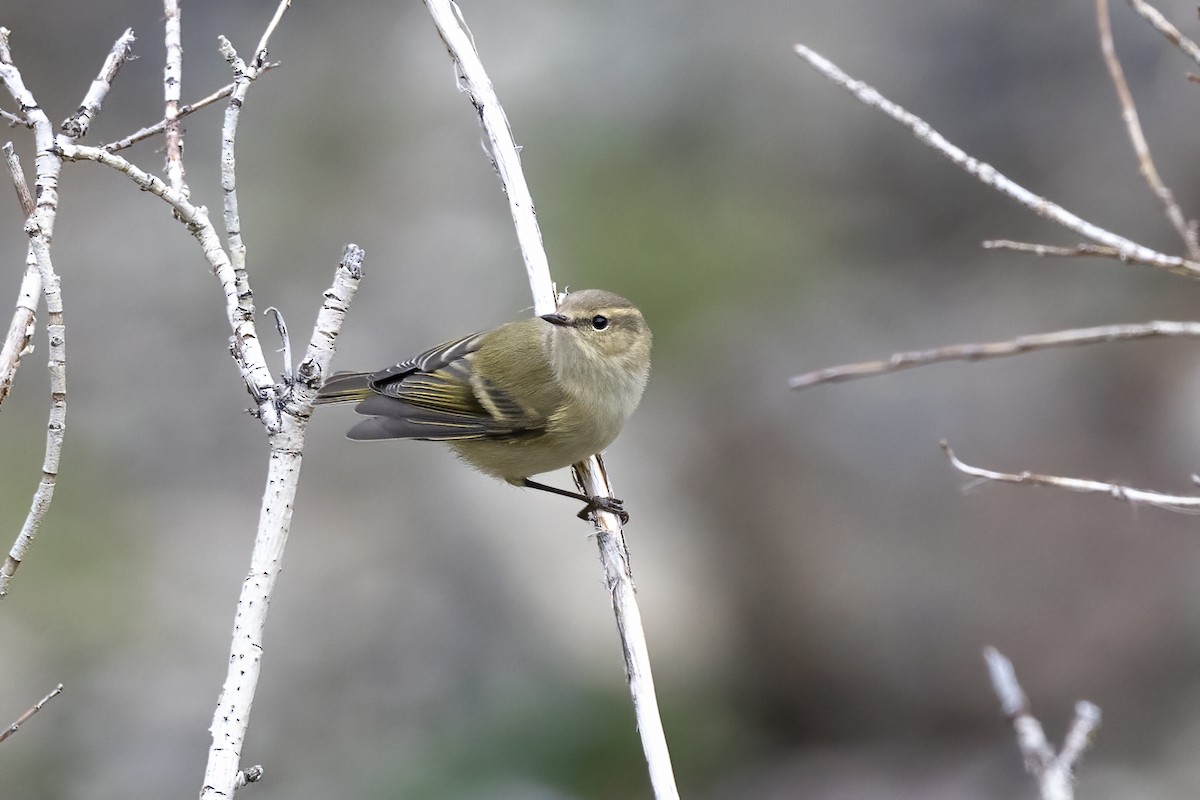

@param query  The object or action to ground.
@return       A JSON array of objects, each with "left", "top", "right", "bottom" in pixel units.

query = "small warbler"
[{"left": 316, "top": 289, "right": 651, "bottom": 522}]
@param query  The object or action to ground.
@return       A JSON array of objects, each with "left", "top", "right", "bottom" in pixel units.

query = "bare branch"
[
  {"left": 984, "top": 648, "right": 1100, "bottom": 800},
  {"left": 794, "top": 44, "right": 1200, "bottom": 279},
  {"left": 942, "top": 441, "right": 1200, "bottom": 513},
  {"left": 3, "top": 141, "right": 32, "bottom": 216},
  {"left": 790, "top": 320, "right": 1200, "bottom": 389},
  {"left": 0, "top": 683, "right": 63, "bottom": 744},
  {"left": 60, "top": 28, "right": 136, "bottom": 139},
  {"left": 1097, "top": 0, "right": 1198, "bottom": 257},
  {"left": 0, "top": 106, "right": 28, "bottom": 127},
  {"left": 1125, "top": 0, "right": 1200, "bottom": 68},
  {"left": 162, "top": 0, "right": 187, "bottom": 196},
  {"left": 982, "top": 239, "right": 1129, "bottom": 261},
  {"left": 0, "top": 28, "right": 68, "bottom": 599},
  {"left": 0, "top": 142, "right": 36, "bottom": 408},
  {"left": 424, "top": 3, "right": 678, "bottom": 798}
]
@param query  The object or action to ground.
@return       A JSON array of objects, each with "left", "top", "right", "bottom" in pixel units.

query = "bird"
[{"left": 315, "top": 289, "right": 651, "bottom": 523}]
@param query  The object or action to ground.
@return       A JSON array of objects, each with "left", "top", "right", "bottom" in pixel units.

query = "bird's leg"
[{"left": 520, "top": 478, "right": 629, "bottom": 524}]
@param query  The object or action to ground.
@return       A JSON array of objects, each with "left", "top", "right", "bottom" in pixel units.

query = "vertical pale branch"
[
  {"left": 200, "top": 246, "right": 362, "bottom": 800},
  {"left": 213, "top": 31, "right": 281, "bottom": 431},
  {"left": 0, "top": 28, "right": 63, "bottom": 598},
  {"left": 163, "top": 0, "right": 188, "bottom": 196},
  {"left": 0, "top": 26, "right": 136, "bottom": 596},
  {"left": 423, "top": 3, "right": 679, "bottom": 798}
]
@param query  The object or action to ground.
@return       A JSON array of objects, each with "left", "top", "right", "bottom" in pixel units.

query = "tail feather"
[{"left": 314, "top": 371, "right": 374, "bottom": 405}]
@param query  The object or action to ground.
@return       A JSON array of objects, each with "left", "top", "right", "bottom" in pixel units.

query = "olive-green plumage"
[{"left": 316, "top": 290, "right": 651, "bottom": 518}]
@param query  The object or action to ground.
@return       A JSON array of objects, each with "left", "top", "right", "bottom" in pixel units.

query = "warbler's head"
[{"left": 541, "top": 290, "right": 652, "bottom": 402}]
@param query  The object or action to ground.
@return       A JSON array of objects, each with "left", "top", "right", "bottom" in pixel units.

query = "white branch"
[
  {"left": 163, "top": 0, "right": 187, "bottom": 196},
  {"left": 1096, "top": 0, "right": 1198, "bottom": 258},
  {"left": 943, "top": 441, "right": 1200, "bottom": 513},
  {"left": 423, "top": 3, "right": 679, "bottom": 798},
  {"left": 790, "top": 320, "right": 1200, "bottom": 389},
  {"left": 0, "top": 28, "right": 68, "bottom": 599},
  {"left": 984, "top": 647, "right": 1100, "bottom": 800},
  {"left": 0, "top": 683, "right": 64, "bottom": 744},
  {"left": 60, "top": 28, "right": 136, "bottom": 139},
  {"left": 0, "top": 141, "right": 36, "bottom": 408},
  {"left": 794, "top": 44, "right": 1200, "bottom": 279},
  {"left": 1125, "top": 0, "right": 1200, "bottom": 69}
]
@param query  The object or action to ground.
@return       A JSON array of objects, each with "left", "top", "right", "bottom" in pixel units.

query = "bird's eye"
[{"left": 591, "top": 315, "right": 609, "bottom": 330}]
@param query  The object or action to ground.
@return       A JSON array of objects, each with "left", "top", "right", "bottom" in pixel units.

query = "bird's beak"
[{"left": 540, "top": 313, "right": 570, "bottom": 327}]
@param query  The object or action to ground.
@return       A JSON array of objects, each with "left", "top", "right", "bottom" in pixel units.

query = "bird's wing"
[{"left": 347, "top": 331, "right": 545, "bottom": 442}]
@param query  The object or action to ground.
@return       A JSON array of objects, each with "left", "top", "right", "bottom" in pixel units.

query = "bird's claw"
[{"left": 577, "top": 496, "right": 629, "bottom": 525}]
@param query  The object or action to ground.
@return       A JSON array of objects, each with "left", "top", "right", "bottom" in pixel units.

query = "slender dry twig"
[
  {"left": 942, "top": 441, "right": 1200, "bottom": 513},
  {"left": 1126, "top": 0, "right": 1200, "bottom": 68},
  {"left": 982, "top": 239, "right": 1127, "bottom": 260},
  {"left": 163, "top": 0, "right": 187, "bottom": 196},
  {"left": 61, "top": 28, "right": 136, "bottom": 139},
  {"left": 794, "top": 44, "right": 1200, "bottom": 279},
  {"left": 0, "top": 142, "right": 36, "bottom": 408},
  {"left": 984, "top": 647, "right": 1100, "bottom": 800},
  {"left": 424, "top": 3, "right": 678, "bottom": 798},
  {"left": 1097, "top": 0, "right": 1198, "bottom": 257},
  {"left": 0, "top": 683, "right": 64, "bottom": 744},
  {"left": 790, "top": 320, "right": 1200, "bottom": 389},
  {"left": 4, "top": 141, "right": 32, "bottom": 215},
  {"left": 0, "top": 106, "right": 28, "bottom": 127},
  {"left": 100, "top": 64, "right": 278, "bottom": 154}
]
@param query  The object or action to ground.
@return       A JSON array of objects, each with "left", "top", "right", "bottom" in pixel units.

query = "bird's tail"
[{"left": 314, "top": 371, "right": 373, "bottom": 405}]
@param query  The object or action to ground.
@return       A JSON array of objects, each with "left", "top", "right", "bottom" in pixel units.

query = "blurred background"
[{"left": 4, "top": 0, "right": 1200, "bottom": 797}]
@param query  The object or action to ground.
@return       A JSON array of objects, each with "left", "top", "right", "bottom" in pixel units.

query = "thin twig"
[
  {"left": 982, "top": 239, "right": 1127, "bottom": 260},
  {"left": 424, "top": 3, "right": 678, "bottom": 798},
  {"left": 1125, "top": 0, "right": 1200, "bottom": 68},
  {"left": 0, "top": 106, "right": 28, "bottom": 127},
  {"left": 0, "top": 683, "right": 64, "bottom": 744},
  {"left": 984, "top": 647, "right": 1100, "bottom": 800},
  {"left": 4, "top": 141, "right": 32, "bottom": 216},
  {"left": 794, "top": 44, "right": 1200, "bottom": 279},
  {"left": 0, "top": 142, "right": 36, "bottom": 408},
  {"left": 100, "top": 64, "right": 278, "bottom": 154},
  {"left": 1097, "top": 0, "right": 1199, "bottom": 257},
  {"left": 943, "top": 441, "right": 1200, "bottom": 513},
  {"left": 163, "top": 0, "right": 187, "bottom": 197},
  {"left": 61, "top": 28, "right": 137, "bottom": 139},
  {"left": 790, "top": 320, "right": 1200, "bottom": 389}
]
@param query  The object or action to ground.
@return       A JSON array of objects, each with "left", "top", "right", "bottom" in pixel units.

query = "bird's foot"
[{"left": 577, "top": 496, "right": 629, "bottom": 525}]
